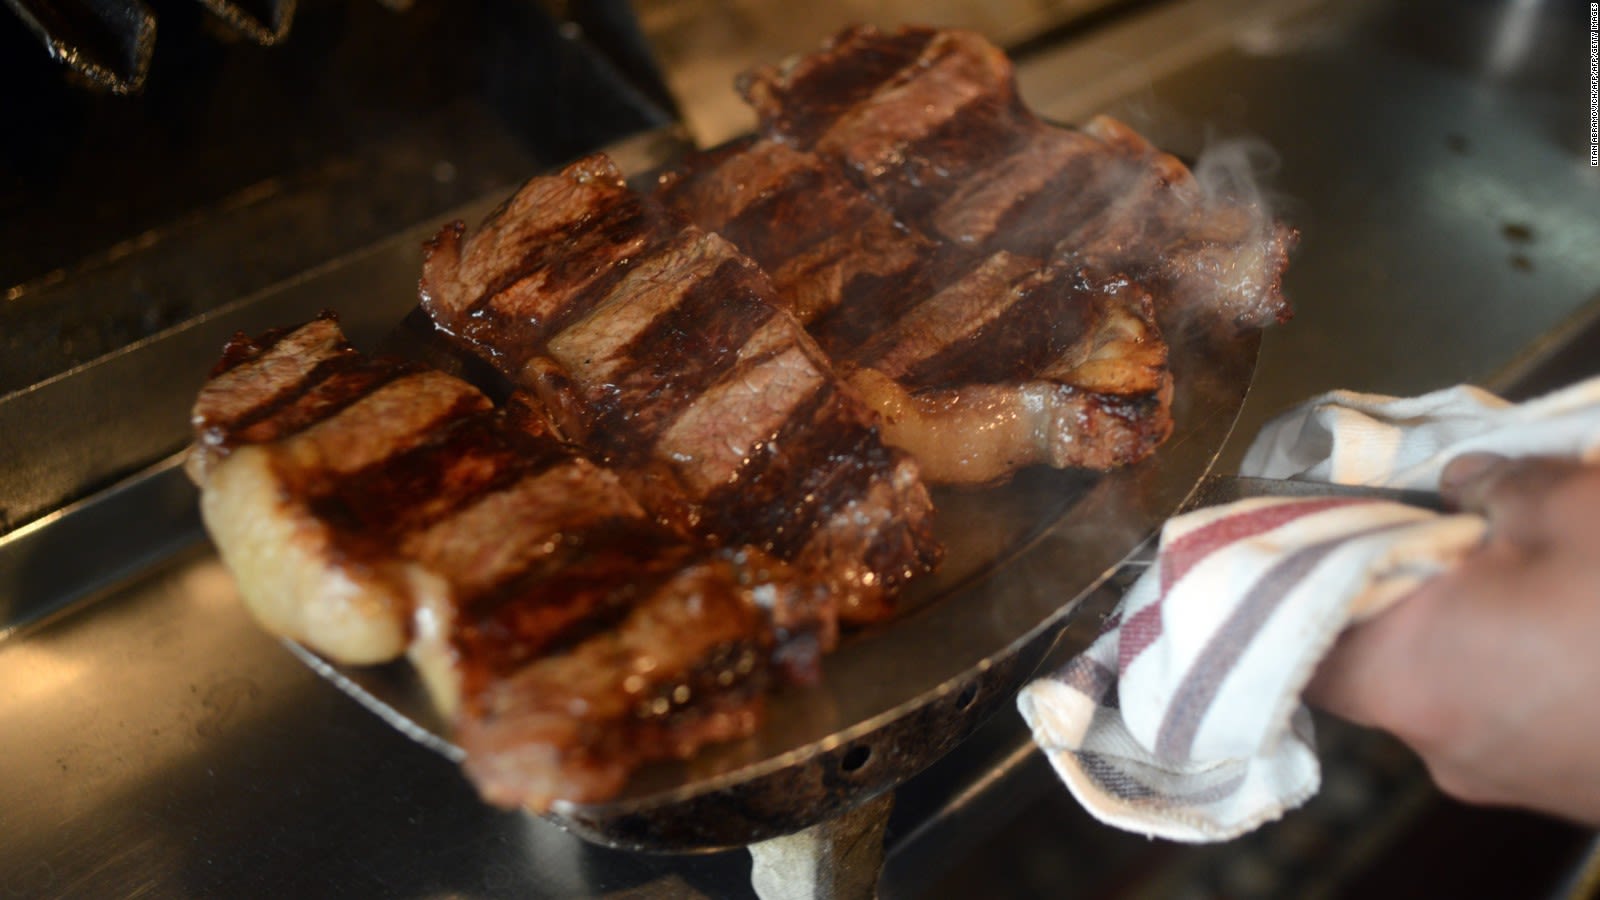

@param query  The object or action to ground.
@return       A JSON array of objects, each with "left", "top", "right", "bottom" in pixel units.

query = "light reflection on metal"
[
  {"left": 195, "top": 0, "right": 298, "bottom": 46},
  {"left": 3, "top": 0, "right": 344, "bottom": 93},
  {"left": 1485, "top": 0, "right": 1544, "bottom": 79},
  {"left": 0, "top": 641, "right": 91, "bottom": 708},
  {"left": 2, "top": 0, "right": 157, "bottom": 94}
]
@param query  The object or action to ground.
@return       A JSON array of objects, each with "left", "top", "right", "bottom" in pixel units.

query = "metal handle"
[
  {"left": 1116, "top": 473, "right": 1449, "bottom": 575},
  {"left": 1182, "top": 473, "right": 1447, "bottom": 514}
]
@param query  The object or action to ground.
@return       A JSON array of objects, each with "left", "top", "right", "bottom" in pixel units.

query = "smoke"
[
  {"left": 1191, "top": 132, "right": 1283, "bottom": 216},
  {"left": 1054, "top": 117, "right": 1295, "bottom": 334},
  {"left": 1178, "top": 132, "right": 1297, "bottom": 331}
]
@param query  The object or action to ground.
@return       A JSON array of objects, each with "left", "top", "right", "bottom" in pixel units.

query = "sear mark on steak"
[
  {"left": 651, "top": 24, "right": 1297, "bottom": 483},
  {"left": 657, "top": 136, "right": 1177, "bottom": 485},
  {"left": 188, "top": 315, "right": 831, "bottom": 811},
  {"left": 740, "top": 24, "right": 1293, "bottom": 332},
  {"left": 190, "top": 24, "right": 1296, "bottom": 814},
  {"left": 842, "top": 256, "right": 1174, "bottom": 484},
  {"left": 656, "top": 137, "right": 938, "bottom": 338},
  {"left": 735, "top": 24, "right": 943, "bottom": 150},
  {"left": 420, "top": 153, "right": 942, "bottom": 622}
]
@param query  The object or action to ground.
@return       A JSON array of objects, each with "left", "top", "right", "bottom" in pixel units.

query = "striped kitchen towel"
[{"left": 1018, "top": 376, "right": 1600, "bottom": 842}]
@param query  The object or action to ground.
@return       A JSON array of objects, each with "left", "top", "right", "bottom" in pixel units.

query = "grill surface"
[{"left": 2, "top": 0, "right": 1598, "bottom": 897}]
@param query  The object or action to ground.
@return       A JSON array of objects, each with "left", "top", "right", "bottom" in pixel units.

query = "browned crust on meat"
[
  {"left": 843, "top": 262, "right": 1174, "bottom": 483},
  {"left": 419, "top": 153, "right": 943, "bottom": 622},
  {"left": 191, "top": 316, "right": 835, "bottom": 812},
  {"left": 737, "top": 25, "right": 1293, "bottom": 331}
]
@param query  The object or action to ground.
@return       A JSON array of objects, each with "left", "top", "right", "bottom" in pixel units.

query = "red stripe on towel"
[
  {"left": 1118, "top": 498, "right": 1366, "bottom": 672},
  {"left": 1160, "top": 498, "right": 1366, "bottom": 593}
]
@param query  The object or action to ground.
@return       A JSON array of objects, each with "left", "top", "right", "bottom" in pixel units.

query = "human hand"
[{"left": 1305, "top": 454, "right": 1600, "bottom": 825}]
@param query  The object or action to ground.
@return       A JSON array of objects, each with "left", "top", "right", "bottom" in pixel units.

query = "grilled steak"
[
  {"left": 841, "top": 256, "right": 1173, "bottom": 483},
  {"left": 189, "top": 315, "right": 830, "bottom": 810},
  {"left": 739, "top": 24, "right": 1294, "bottom": 331},
  {"left": 190, "top": 314, "right": 493, "bottom": 663},
  {"left": 420, "top": 154, "right": 941, "bottom": 623},
  {"left": 658, "top": 136, "right": 1172, "bottom": 482},
  {"left": 188, "top": 23, "right": 1293, "bottom": 814},
  {"left": 656, "top": 33, "right": 1196, "bottom": 483},
  {"left": 654, "top": 137, "right": 938, "bottom": 338}
]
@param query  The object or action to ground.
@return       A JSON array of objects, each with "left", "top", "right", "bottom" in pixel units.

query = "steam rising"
[
  {"left": 1183, "top": 133, "right": 1295, "bottom": 329},
  {"left": 1192, "top": 134, "right": 1282, "bottom": 215},
  {"left": 1037, "top": 118, "right": 1294, "bottom": 333}
]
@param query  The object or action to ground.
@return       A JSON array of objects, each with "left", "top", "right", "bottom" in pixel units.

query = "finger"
[
  {"left": 1304, "top": 626, "right": 1386, "bottom": 726},
  {"left": 1305, "top": 547, "right": 1512, "bottom": 723},
  {"left": 1307, "top": 558, "right": 1506, "bottom": 743},
  {"left": 1438, "top": 452, "right": 1506, "bottom": 503},
  {"left": 1304, "top": 576, "right": 1441, "bottom": 728},
  {"left": 1441, "top": 455, "right": 1583, "bottom": 546}
]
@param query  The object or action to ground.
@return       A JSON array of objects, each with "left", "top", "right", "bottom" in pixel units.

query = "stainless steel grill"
[{"left": 2, "top": 0, "right": 1598, "bottom": 897}]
